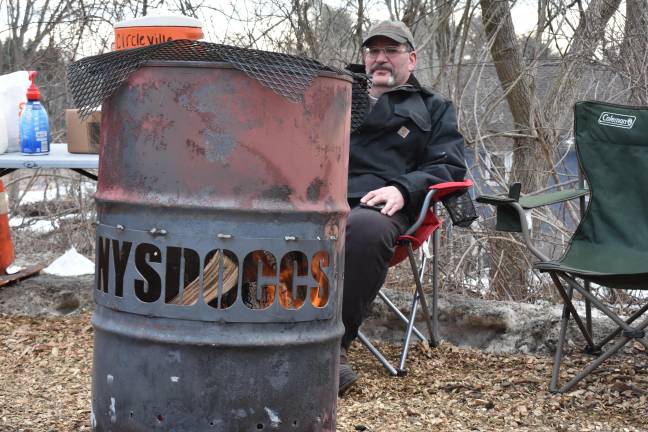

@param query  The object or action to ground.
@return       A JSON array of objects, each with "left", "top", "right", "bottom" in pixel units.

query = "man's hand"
[{"left": 360, "top": 186, "right": 405, "bottom": 216}]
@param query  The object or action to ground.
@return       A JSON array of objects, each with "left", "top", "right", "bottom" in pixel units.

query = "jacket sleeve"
[{"left": 387, "top": 99, "right": 467, "bottom": 216}]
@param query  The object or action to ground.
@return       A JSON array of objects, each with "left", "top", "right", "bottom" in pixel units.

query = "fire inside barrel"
[{"left": 97, "top": 240, "right": 329, "bottom": 309}]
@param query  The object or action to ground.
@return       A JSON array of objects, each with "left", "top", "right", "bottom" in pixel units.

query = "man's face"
[{"left": 363, "top": 36, "right": 417, "bottom": 92}]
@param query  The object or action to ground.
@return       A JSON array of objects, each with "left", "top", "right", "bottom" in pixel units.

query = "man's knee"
[{"left": 346, "top": 208, "right": 402, "bottom": 251}]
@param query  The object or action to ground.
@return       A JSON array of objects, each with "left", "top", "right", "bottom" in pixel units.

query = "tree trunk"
[
  {"left": 432, "top": 0, "right": 455, "bottom": 88},
  {"left": 620, "top": 0, "right": 648, "bottom": 104},
  {"left": 480, "top": 0, "right": 547, "bottom": 298},
  {"left": 479, "top": 0, "right": 621, "bottom": 298},
  {"left": 543, "top": 0, "right": 622, "bottom": 119},
  {"left": 356, "top": 0, "right": 365, "bottom": 56}
]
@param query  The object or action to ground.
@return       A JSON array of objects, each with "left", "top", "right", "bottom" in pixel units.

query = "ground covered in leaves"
[{"left": 0, "top": 313, "right": 646, "bottom": 431}]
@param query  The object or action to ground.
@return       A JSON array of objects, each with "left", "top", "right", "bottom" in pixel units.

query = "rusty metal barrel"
[{"left": 91, "top": 60, "right": 351, "bottom": 431}]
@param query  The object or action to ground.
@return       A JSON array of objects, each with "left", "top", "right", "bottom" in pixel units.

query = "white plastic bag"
[{"left": 0, "top": 71, "right": 30, "bottom": 152}]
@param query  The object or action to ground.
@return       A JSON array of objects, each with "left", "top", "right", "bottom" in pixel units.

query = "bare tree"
[
  {"left": 619, "top": 0, "right": 648, "bottom": 104},
  {"left": 476, "top": 0, "right": 623, "bottom": 296}
]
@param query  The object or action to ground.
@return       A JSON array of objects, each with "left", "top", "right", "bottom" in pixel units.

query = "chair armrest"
[
  {"left": 476, "top": 186, "right": 590, "bottom": 262},
  {"left": 476, "top": 184, "right": 524, "bottom": 233},
  {"left": 476, "top": 195, "right": 522, "bottom": 232},
  {"left": 428, "top": 180, "right": 473, "bottom": 201},
  {"left": 477, "top": 188, "right": 589, "bottom": 209},
  {"left": 518, "top": 189, "right": 589, "bottom": 209},
  {"left": 475, "top": 194, "right": 516, "bottom": 206},
  {"left": 476, "top": 183, "right": 521, "bottom": 208}
]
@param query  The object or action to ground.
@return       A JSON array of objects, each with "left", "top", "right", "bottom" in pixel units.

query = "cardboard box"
[{"left": 66, "top": 109, "right": 101, "bottom": 154}]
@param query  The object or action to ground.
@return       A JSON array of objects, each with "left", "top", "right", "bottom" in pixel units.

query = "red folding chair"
[{"left": 358, "top": 180, "right": 473, "bottom": 375}]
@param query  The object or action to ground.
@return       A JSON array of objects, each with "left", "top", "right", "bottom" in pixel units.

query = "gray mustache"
[{"left": 369, "top": 66, "right": 393, "bottom": 73}]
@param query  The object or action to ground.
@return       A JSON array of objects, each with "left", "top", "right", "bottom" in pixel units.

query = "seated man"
[{"left": 340, "top": 20, "right": 467, "bottom": 395}]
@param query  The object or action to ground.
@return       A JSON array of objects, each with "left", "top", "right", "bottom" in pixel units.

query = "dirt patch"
[{"left": 0, "top": 273, "right": 94, "bottom": 316}]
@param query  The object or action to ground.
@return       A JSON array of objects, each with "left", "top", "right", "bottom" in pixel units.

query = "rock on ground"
[
  {"left": 362, "top": 289, "right": 630, "bottom": 355},
  {"left": 0, "top": 273, "right": 94, "bottom": 316}
]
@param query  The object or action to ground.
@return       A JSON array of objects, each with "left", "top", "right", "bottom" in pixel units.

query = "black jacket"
[{"left": 348, "top": 71, "right": 467, "bottom": 220}]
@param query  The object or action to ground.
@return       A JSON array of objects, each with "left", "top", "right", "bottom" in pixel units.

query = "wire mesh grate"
[{"left": 67, "top": 40, "right": 369, "bottom": 132}]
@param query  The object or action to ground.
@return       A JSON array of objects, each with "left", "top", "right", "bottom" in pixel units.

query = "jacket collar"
[
  {"left": 386, "top": 75, "right": 433, "bottom": 131},
  {"left": 385, "top": 74, "right": 433, "bottom": 97},
  {"left": 392, "top": 89, "right": 432, "bottom": 131}
]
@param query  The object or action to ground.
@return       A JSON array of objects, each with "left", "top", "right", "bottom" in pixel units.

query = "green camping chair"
[{"left": 477, "top": 100, "right": 648, "bottom": 393}]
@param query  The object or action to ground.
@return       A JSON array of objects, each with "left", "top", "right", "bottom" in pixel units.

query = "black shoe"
[
  {"left": 338, "top": 348, "right": 358, "bottom": 396},
  {"left": 338, "top": 363, "right": 358, "bottom": 396}
]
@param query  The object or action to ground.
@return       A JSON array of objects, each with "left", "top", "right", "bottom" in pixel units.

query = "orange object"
[
  {"left": 0, "top": 179, "right": 14, "bottom": 275},
  {"left": 113, "top": 15, "right": 204, "bottom": 51}
]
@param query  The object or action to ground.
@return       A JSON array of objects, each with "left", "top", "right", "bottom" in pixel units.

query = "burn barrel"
[{"left": 91, "top": 61, "right": 351, "bottom": 431}]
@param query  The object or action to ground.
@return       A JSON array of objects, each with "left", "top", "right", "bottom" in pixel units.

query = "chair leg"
[
  {"left": 357, "top": 330, "right": 401, "bottom": 376},
  {"left": 406, "top": 244, "right": 435, "bottom": 347},
  {"left": 361, "top": 229, "right": 441, "bottom": 376},
  {"left": 550, "top": 285, "right": 573, "bottom": 393},
  {"left": 562, "top": 273, "right": 644, "bottom": 335},
  {"left": 585, "top": 280, "right": 593, "bottom": 339},
  {"left": 593, "top": 302, "right": 648, "bottom": 351},
  {"left": 550, "top": 273, "right": 597, "bottom": 350},
  {"left": 560, "top": 336, "right": 632, "bottom": 393},
  {"left": 557, "top": 314, "right": 648, "bottom": 392},
  {"left": 364, "top": 262, "right": 428, "bottom": 376},
  {"left": 431, "top": 228, "right": 440, "bottom": 347},
  {"left": 378, "top": 291, "right": 426, "bottom": 341},
  {"left": 549, "top": 271, "right": 648, "bottom": 393},
  {"left": 398, "top": 253, "right": 428, "bottom": 372}
]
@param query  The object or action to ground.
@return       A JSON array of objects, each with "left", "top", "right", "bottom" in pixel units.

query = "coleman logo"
[{"left": 598, "top": 112, "right": 636, "bottom": 129}]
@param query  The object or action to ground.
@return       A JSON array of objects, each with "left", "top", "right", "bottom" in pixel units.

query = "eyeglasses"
[{"left": 363, "top": 46, "right": 410, "bottom": 59}]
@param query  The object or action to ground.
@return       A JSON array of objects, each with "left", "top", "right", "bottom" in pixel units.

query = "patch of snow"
[
  {"left": 462, "top": 275, "right": 491, "bottom": 296},
  {"left": 9, "top": 217, "right": 57, "bottom": 233},
  {"left": 20, "top": 186, "right": 64, "bottom": 205},
  {"left": 18, "top": 183, "right": 96, "bottom": 205},
  {"left": 5, "top": 264, "right": 23, "bottom": 274},
  {"left": 570, "top": 300, "right": 607, "bottom": 319},
  {"left": 43, "top": 247, "right": 95, "bottom": 276},
  {"left": 10, "top": 214, "right": 79, "bottom": 233},
  {"left": 634, "top": 290, "right": 648, "bottom": 299}
]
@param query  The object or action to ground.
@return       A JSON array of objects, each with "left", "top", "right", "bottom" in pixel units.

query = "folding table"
[{"left": 0, "top": 143, "right": 98, "bottom": 180}]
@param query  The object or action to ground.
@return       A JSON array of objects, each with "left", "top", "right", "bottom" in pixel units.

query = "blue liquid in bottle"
[{"left": 20, "top": 71, "right": 50, "bottom": 155}]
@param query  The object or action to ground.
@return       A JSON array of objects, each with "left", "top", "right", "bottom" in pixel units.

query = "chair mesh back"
[{"left": 561, "top": 101, "right": 648, "bottom": 283}]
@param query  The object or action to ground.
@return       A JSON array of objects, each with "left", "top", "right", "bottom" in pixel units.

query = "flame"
[
  {"left": 310, "top": 251, "right": 329, "bottom": 307},
  {"left": 243, "top": 251, "right": 329, "bottom": 309}
]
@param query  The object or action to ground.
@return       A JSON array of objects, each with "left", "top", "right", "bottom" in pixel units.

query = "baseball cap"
[{"left": 363, "top": 20, "right": 415, "bottom": 50}]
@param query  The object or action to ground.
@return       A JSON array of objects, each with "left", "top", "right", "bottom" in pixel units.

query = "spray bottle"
[{"left": 20, "top": 71, "right": 50, "bottom": 155}]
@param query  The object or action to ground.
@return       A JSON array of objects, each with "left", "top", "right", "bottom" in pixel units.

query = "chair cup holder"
[{"left": 442, "top": 190, "right": 477, "bottom": 228}]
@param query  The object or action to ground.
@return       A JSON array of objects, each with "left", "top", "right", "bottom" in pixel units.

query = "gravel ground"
[{"left": 0, "top": 312, "right": 646, "bottom": 431}]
